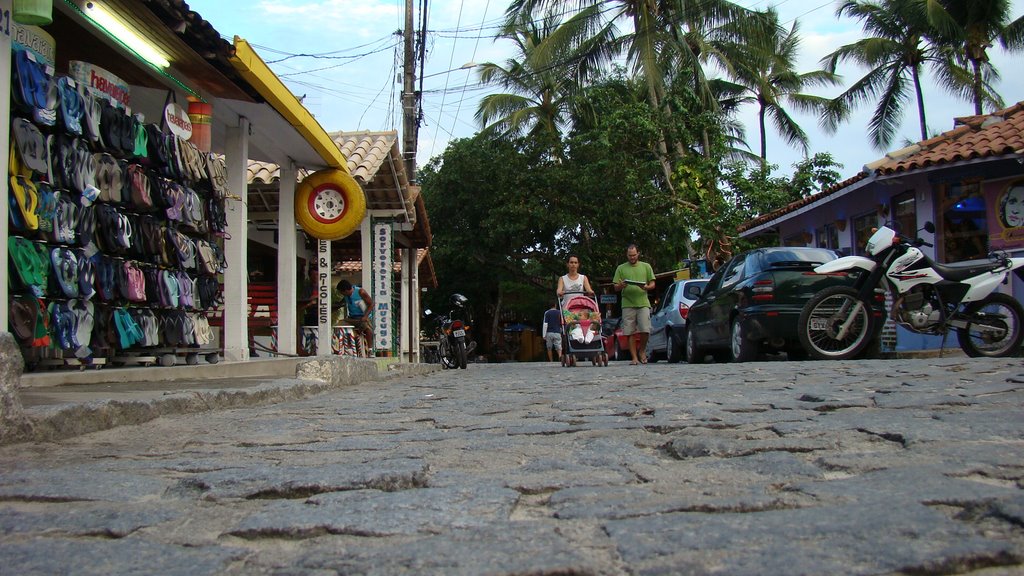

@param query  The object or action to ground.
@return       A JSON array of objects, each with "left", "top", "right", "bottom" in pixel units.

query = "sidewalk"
[{"left": 5, "top": 354, "right": 439, "bottom": 445}]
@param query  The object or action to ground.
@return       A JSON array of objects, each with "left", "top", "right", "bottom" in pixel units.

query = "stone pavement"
[{"left": 0, "top": 358, "right": 1022, "bottom": 575}]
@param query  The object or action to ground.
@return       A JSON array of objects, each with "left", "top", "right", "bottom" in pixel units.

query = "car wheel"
[
  {"left": 685, "top": 328, "right": 704, "bottom": 364},
  {"left": 667, "top": 331, "right": 683, "bottom": 363},
  {"left": 731, "top": 318, "right": 759, "bottom": 362}
]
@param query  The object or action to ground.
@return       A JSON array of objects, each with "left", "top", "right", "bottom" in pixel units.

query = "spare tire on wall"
[{"left": 295, "top": 169, "right": 367, "bottom": 240}]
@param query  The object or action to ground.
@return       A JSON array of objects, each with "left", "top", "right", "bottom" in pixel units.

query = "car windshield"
[{"left": 763, "top": 249, "right": 837, "bottom": 268}]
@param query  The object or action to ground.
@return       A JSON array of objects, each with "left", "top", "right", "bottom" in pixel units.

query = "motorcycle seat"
[{"left": 931, "top": 258, "right": 1005, "bottom": 282}]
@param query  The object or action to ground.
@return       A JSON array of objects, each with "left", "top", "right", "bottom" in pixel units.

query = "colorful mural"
[{"left": 989, "top": 179, "right": 1024, "bottom": 250}]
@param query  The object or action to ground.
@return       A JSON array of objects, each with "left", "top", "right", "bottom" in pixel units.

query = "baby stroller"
[{"left": 560, "top": 291, "right": 609, "bottom": 367}]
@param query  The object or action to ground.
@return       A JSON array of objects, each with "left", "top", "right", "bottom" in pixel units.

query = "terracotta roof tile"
[{"left": 739, "top": 100, "right": 1024, "bottom": 233}]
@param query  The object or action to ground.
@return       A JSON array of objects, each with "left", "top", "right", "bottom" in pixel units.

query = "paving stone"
[{"left": 1, "top": 359, "right": 1022, "bottom": 574}]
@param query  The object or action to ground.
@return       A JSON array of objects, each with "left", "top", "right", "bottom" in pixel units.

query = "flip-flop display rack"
[{"left": 7, "top": 47, "right": 229, "bottom": 370}]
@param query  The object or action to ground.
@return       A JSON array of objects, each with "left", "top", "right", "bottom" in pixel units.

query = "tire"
[
  {"left": 667, "top": 331, "right": 683, "bottom": 363},
  {"left": 730, "top": 318, "right": 758, "bottom": 362},
  {"left": 439, "top": 338, "right": 455, "bottom": 369},
  {"left": 799, "top": 286, "right": 873, "bottom": 360},
  {"left": 956, "top": 293, "right": 1024, "bottom": 357},
  {"left": 686, "top": 328, "right": 705, "bottom": 364},
  {"left": 455, "top": 340, "right": 468, "bottom": 369},
  {"left": 295, "top": 169, "right": 367, "bottom": 241}
]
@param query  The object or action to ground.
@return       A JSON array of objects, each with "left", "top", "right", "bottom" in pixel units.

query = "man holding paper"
[{"left": 613, "top": 243, "right": 656, "bottom": 365}]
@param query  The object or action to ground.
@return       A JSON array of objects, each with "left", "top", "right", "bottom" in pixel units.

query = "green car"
[{"left": 685, "top": 247, "right": 885, "bottom": 363}]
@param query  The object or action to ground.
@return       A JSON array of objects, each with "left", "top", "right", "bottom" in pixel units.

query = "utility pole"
[{"left": 402, "top": 0, "right": 417, "bottom": 182}]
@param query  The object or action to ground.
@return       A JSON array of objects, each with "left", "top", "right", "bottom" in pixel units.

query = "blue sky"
[{"left": 185, "top": 0, "right": 1024, "bottom": 180}]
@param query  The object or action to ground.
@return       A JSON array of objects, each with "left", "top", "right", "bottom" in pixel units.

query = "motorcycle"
[
  {"left": 424, "top": 293, "right": 474, "bottom": 369},
  {"left": 798, "top": 221, "right": 1024, "bottom": 360}
]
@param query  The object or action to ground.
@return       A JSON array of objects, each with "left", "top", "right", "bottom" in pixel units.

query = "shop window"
[
  {"left": 852, "top": 212, "right": 878, "bottom": 255},
  {"left": 941, "top": 181, "right": 988, "bottom": 261},
  {"left": 815, "top": 223, "right": 839, "bottom": 250},
  {"left": 891, "top": 191, "right": 916, "bottom": 235}
]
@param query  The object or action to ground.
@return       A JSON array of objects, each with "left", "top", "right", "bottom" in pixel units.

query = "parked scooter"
[
  {"left": 424, "top": 293, "right": 474, "bottom": 369},
  {"left": 799, "top": 221, "right": 1024, "bottom": 359}
]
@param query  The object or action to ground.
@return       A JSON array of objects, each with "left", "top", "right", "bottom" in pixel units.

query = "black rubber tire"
[
  {"left": 455, "top": 340, "right": 467, "bottom": 369},
  {"left": 730, "top": 318, "right": 758, "bottom": 363},
  {"left": 956, "top": 293, "right": 1024, "bottom": 357},
  {"left": 686, "top": 328, "right": 705, "bottom": 364},
  {"left": 798, "top": 286, "right": 874, "bottom": 360},
  {"left": 667, "top": 331, "right": 683, "bottom": 363}
]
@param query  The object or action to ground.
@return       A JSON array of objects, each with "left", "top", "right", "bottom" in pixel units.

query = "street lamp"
[{"left": 420, "top": 62, "right": 478, "bottom": 80}]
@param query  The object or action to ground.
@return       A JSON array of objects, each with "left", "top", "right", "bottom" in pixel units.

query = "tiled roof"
[
  {"left": 739, "top": 101, "right": 1024, "bottom": 233},
  {"left": 247, "top": 130, "right": 403, "bottom": 187},
  {"left": 246, "top": 130, "right": 422, "bottom": 239},
  {"left": 877, "top": 101, "right": 1024, "bottom": 174}
]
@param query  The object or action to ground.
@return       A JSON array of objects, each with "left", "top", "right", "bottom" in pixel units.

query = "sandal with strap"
[
  {"left": 69, "top": 299, "right": 94, "bottom": 351},
  {"left": 50, "top": 247, "right": 80, "bottom": 298},
  {"left": 12, "top": 117, "right": 49, "bottom": 174},
  {"left": 57, "top": 77, "right": 85, "bottom": 137},
  {"left": 9, "top": 175, "right": 40, "bottom": 231}
]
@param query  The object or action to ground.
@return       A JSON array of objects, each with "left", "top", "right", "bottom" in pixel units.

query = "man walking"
[
  {"left": 541, "top": 302, "right": 563, "bottom": 362},
  {"left": 613, "top": 244, "right": 655, "bottom": 365}
]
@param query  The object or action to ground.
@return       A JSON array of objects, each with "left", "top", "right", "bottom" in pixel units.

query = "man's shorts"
[
  {"left": 621, "top": 307, "right": 651, "bottom": 335},
  {"left": 544, "top": 332, "right": 562, "bottom": 351}
]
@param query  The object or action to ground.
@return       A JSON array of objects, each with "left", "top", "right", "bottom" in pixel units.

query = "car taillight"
[
  {"left": 678, "top": 302, "right": 689, "bottom": 319},
  {"left": 751, "top": 279, "right": 774, "bottom": 302}
]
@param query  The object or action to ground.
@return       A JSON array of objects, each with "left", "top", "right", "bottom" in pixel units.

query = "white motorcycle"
[{"left": 798, "top": 221, "right": 1024, "bottom": 359}]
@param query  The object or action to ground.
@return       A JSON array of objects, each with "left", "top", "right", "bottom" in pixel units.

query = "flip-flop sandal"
[
  {"left": 9, "top": 175, "right": 40, "bottom": 231},
  {"left": 70, "top": 299, "right": 94, "bottom": 350},
  {"left": 177, "top": 271, "right": 194, "bottom": 309},
  {"left": 50, "top": 247, "right": 80, "bottom": 298},
  {"left": 192, "top": 313, "right": 212, "bottom": 345},
  {"left": 12, "top": 117, "right": 49, "bottom": 174},
  {"left": 132, "top": 120, "right": 149, "bottom": 160},
  {"left": 81, "top": 87, "right": 103, "bottom": 145},
  {"left": 206, "top": 153, "right": 228, "bottom": 198},
  {"left": 34, "top": 181, "right": 56, "bottom": 235},
  {"left": 77, "top": 251, "right": 96, "bottom": 300},
  {"left": 57, "top": 77, "right": 85, "bottom": 136}
]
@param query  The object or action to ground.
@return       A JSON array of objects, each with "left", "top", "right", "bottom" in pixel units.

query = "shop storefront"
[{"left": 2, "top": 0, "right": 355, "bottom": 370}]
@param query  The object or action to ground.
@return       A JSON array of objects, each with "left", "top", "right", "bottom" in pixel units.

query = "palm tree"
[
  {"left": 821, "top": 0, "right": 961, "bottom": 150},
  {"left": 926, "top": 0, "right": 1024, "bottom": 114},
  {"left": 720, "top": 9, "right": 840, "bottom": 162},
  {"left": 475, "top": 10, "right": 602, "bottom": 151},
  {"left": 502, "top": 0, "right": 763, "bottom": 181}
]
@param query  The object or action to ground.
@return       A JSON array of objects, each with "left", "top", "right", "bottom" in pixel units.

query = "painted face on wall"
[{"left": 1002, "top": 185, "right": 1024, "bottom": 228}]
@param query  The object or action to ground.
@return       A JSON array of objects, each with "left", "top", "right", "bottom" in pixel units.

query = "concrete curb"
[{"left": 1, "top": 357, "right": 440, "bottom": 445}]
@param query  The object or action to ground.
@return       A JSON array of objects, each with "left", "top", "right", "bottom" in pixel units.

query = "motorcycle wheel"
[
  {"left": 956, "top": 293, "right": 1024, "bottom": 357},
  {"left": 455, "top": 340, "right": 468, "bottom": 369},
  {"left": 798, "top": 286, "right": 873, "bottom": 360},
  {"left": 439, "top": 338, "right": 456, "bottom": 369}
]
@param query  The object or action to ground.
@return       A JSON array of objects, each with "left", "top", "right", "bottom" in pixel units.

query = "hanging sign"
[
  {"left": 373, "top": 222, "right": 393, "bottom": 352},
  {"left": 164, "top": 101, "right": 193, "bottom": 139},
  {"left": 69, "top": 60, "right": 131, "bottom": 108}
]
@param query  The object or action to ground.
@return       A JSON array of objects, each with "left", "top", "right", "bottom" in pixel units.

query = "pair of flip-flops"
[{"left": 47, "top": 300, "right": 93, "bottom": 351}]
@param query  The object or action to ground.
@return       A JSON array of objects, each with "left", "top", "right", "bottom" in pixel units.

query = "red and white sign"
[
  {"left": 164, "top": 101, "right": 193, "bottom": 139},
  {"left": 69, "top": 60, "right": 131, "bottom": 108}
]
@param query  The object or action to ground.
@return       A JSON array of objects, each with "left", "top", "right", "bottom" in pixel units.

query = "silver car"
[{"left": 646, "top": 279, "right": 708, "bottom": 363}]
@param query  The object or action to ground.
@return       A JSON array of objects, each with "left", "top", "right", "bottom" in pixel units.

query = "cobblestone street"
[{"left": 1, "top": 358, "right": 1023, "bottom": 575}]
